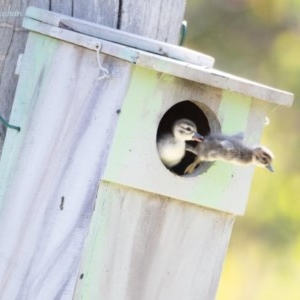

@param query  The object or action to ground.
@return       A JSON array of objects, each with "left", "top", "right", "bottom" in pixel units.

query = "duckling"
[
  {"left": 157, "top": 118, "right": 203, "bottom": 168},
  {"left": 184, "top": 133, "right": 274, "bottom": 174}
]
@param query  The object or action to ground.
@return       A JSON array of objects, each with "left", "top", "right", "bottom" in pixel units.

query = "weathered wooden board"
[
  {"left": 120, "top": 0, "right": 187, "bottom": 44},
  {"left": 74, "top": 181, "right": 235, "bottom": 300},
  {"left": 22, "top": 8, "right": 293, "bottom": 107},
  {"left": 24, "top": 6, "right": 215, "bottom": 67},
  {"left": 0, "top": 32, "right": 131, "bottom": 299}
]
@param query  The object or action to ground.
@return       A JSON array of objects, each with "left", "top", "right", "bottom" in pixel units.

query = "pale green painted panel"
[
  {"left": 112, "top": 66, "right": 164, "bottom": 137},
  {"left": 186, "top": 90, "right": 253, "bottom": 209},
  {"left": 104, "top": 67, "right": 166, "bottom": 167},
  {"left": 103, "top": 66, "right": 258, "bottom": 215},
  {"left": 218, "top": 90, "right": 252, "bottom": 135}
]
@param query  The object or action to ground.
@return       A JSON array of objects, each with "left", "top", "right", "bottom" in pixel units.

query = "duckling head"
[
  {"left": 172, "top": 119, "right": 203, "bottom": 142},
  {"left": 252, "top": 146, "right": 274, "bottom": 172}
]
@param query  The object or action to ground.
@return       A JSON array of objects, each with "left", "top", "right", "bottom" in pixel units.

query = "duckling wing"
[
  {"left": 231, "top": 132, "right": 244, "bottom": 141},
  {"left": 219, "top": 140, "right": 235, "bottom": 151}
]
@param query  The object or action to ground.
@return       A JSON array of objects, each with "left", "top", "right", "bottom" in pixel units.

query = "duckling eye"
[{"left": 185, "top": 127, "right": 192, "bottom": 132}]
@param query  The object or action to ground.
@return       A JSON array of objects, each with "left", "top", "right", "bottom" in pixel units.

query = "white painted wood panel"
[{"left": 0, "top": 32, "right": 132, "bottom": 299}]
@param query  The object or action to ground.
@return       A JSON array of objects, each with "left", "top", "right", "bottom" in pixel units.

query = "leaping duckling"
[
  {"left": 157, "top": 118, "right": 203, "bottom": 168},
  {"left": 184, "top": 133, "right": 274, "bottom": 174}
]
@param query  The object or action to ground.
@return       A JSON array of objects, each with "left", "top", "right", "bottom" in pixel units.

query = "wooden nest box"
[{"left": 0, "top": 7, "right": 293, "bottom": 300}]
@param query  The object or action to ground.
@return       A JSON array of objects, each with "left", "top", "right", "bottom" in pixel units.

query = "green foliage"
[{"left": 185, "top": 0, "right": 299, "bottom": 299}]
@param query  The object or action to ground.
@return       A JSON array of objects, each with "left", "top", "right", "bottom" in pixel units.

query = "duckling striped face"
[
  {"left": 252, "top": 146, "right": 274, "bottom": 172},
  {"left": 172, "top": 119, "right": 202, "bottom": 142}
]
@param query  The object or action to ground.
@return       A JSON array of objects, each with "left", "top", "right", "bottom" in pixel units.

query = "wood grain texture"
[
  {"left": 73, "top": 0, "right": 119, "bottom": 27},
  {"left": 24, "top": 7, "right": 214, "bottom": 67},
  {"left": 120, "top": 0, "right": 187, "bottom": 44},
  {"left": 49, "top": 0, "right": 73, "bottom": 15},
  {"left": 22, "top": 8, "right": 293, "bottom": 107},
  {"left": 74, "top": 182, "right": 235, "bottom": 300},
  {"left": 0, "top": 33, "right": 132, "bottom": 299},
  {"left": 0, "top": 0, "right": 49, "bottom": 155}
]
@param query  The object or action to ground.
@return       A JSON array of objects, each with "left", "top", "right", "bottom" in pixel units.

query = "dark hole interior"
[{"left": 156, "top": 100, "right": 211, "bottom": 175}]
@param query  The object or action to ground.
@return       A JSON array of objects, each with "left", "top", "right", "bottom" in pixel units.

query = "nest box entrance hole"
[{"left": 156, "top": 100, "right": 220, "bottom": 176}]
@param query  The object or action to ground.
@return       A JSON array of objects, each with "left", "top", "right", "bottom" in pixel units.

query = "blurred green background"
[{"left": 184, "top": 0, "right": 300, "bottom": 299}]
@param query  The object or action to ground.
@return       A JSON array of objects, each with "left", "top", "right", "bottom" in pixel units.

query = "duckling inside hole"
[{"left": 156, "top": 100, "right": 220, "bottom": 176}]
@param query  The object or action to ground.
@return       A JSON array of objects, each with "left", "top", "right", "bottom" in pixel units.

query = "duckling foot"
[{"left": 184, "top": 161, "right": 201, "bottom": 174}]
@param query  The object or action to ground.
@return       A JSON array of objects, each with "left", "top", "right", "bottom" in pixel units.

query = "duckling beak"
[
  {"left": 265, "top": 164, "right": 274, "bottom": 172},
  {"left": 192, "top": 132, "right": 204, "bottom": 142}
]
